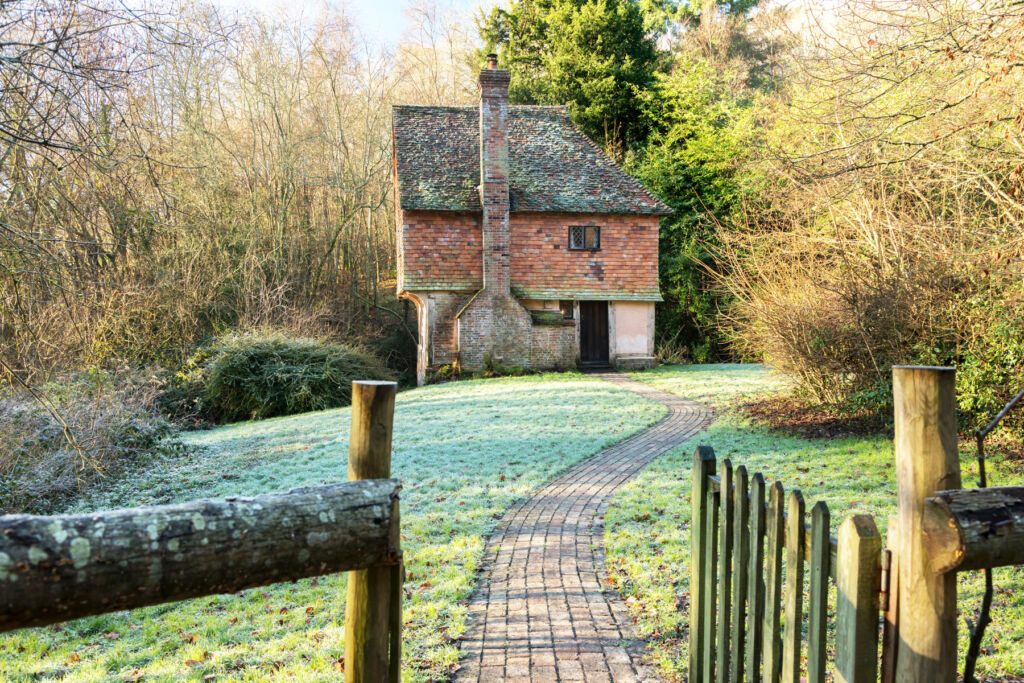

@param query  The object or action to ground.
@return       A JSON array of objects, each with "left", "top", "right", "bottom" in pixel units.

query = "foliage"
[
  {"left": 478, "top": 0, "right": 661, "bottom": 150},
  {"left": 0, "top": 372, "right": 666, "bottom": 681},
  {"left": 0, "top": 367, "right": 182, "bottom": 514},
  {"left": 612, "top": 364, "right": 1024, "bottom": 679},
  {"left": 174, "top": 332, "right": 396, "bottom": 424},
  {"left": 0, "top": 2, "right": 467, "bottom": 386},
  {"left": 718, "top": 0, "right": 1024, "bottom": 433},
  {"left": 628, "top": 59, "right": 764, "bottom": 361}
]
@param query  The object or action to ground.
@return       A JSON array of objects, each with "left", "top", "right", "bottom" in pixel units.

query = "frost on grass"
[{"left": 1, "top": 372, "right": 665, "bottom": 682}]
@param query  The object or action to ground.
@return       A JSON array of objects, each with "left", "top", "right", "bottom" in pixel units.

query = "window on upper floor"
[{"left": 568, "top": 225, "right": 600, "bottom": 251}]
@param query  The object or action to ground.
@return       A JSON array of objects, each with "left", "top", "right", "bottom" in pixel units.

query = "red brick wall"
[
  {"left": 398, "top": 210, "right": 482, "bottom": 291},
  {"left": 398, "top": 211, "right": 659, "bottom": 299},
  {"left": 530, "top": 324, "right": 575, "bottom": 369},
  {"left": 510, "top": 213, "right": 660, "bottom": 299}
]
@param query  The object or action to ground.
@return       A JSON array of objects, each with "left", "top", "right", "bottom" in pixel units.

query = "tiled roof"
[{"left": 392, "top": 105, "right": 673, "bottom": 215}]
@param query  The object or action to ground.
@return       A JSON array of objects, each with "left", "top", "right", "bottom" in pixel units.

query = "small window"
[
  {"left": 559, "top": 300, "right": 574, "bottom": 319},
  {"left": 569, "top": 225, "right": 600, "bottom": 251}
]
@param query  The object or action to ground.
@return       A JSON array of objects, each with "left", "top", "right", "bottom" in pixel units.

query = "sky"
[{"left": 210, "top": 0, "right": 488, "bottom": 47}]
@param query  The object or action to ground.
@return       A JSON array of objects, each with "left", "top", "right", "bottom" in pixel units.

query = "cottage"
[{"left": 393, "top": 56, "right": 671, "bottom": 385}]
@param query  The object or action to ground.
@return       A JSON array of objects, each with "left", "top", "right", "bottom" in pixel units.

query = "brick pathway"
[{"left": 454, "top": 372, "right": 712, "bottom": 682}]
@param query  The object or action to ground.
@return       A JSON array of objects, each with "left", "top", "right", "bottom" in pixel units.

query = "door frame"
[{"left": 579, "top": 300, "right": 610, "bottom": 367}]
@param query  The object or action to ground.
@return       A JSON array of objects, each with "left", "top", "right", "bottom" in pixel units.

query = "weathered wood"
[
  {"left": 893, "top": 366, "right": 959, "bottom": 683},
  {"left": 0, "top": 479, "right": 401, "bottom": 633},
  {"left": 709, "top": 477, "right": 838, "bottom": 578},
  {"left": 747, "top": 473, "right": 766, "bottom": 682},
  {"left": 880, "top": 520, "right": 899, "bottom": 683},
  {"left": 691, "top": 446, "right": 716, "bottom": 683},
  {"left": 703, "top": 487, "right": 720, "bottom": 682},
  {"left": 717, "top": 459, "right": 734, "bottom": 682},
  {"left": 347, "top": 380, "right": 397, "bottom": 483},
  {"left": 836, "top": 515, "right": 882, "bottom": 683},
  {"left": 763, "top": 481, "right": 785, "bottom": 683},
  {"left": 388, "top": 558, "right": 403, "bottom": 683},
  {"left": 807, "top": 501, "right": 830, "bottom": 683},
  {"left": 346, "top": 380, "right": 399, "bottom": 683},
  {"left": 782, "top": 490, "right": 805, "bottom": 683},
  {"left": 731, "top": 466, "right": 750, "bottom": 683},
  {"left": 922, "top": 486, "right": 1024, "bottom": 573}
]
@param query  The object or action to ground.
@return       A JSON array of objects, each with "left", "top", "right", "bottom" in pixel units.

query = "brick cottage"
[{"left": 393, "top": 56, "right": 671, "bottom": 385}]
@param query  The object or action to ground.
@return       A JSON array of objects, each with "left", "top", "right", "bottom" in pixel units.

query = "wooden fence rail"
[
  {"left": 690, "top": 447, "right": 882, "bottom": 683},
  {"left": 0, "top": 380, "right": 402, "bottom": 683}
]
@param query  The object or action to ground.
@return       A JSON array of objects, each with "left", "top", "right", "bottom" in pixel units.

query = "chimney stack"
[{"left": 478, "top": 57, "right": 511, "bottom": 295}]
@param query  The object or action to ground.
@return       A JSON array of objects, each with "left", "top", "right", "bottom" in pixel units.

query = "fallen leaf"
[{"left": 104, "top": 631, "right": 121, "bottom": 640}]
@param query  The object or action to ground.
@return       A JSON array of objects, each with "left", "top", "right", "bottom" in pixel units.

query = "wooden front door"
[{"left": 579, "top": 301, "right": 609, "bottom": 365}]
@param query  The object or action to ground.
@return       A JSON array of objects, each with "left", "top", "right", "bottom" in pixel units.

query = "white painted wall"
[{"left": 611, "top": 301, "right": 654, "bottom": 357}]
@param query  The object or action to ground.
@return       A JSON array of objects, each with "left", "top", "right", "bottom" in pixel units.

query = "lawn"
[
  {"left": 0, "top": 372, "right": 666, "bottom": 682},
  {"left": 605, "top": 363, "right": 1024, "bottom": 681}
]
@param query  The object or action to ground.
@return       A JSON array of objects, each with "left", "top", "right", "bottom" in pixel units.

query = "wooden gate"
[
  {"left": 690, "top": 447, "right": 882, "bottom": 683},
  {"left": 690, "top": 365, "right": 1024, "bottom": 682}
]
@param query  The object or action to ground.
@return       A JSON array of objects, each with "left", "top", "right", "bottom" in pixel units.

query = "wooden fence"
[
  {"left": 0, "top": 380, "right": 402, "bottom": 683},
  {"left": 689, "top": 447, "right": 883, "bottom": 683},
  {"left": 691, "top": 365, "right": 1024, "bottom": 683}
]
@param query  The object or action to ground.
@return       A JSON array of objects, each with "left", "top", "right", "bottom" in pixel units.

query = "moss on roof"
[{"left": 393, "top": 105, "right": 672, "bottom": 215}]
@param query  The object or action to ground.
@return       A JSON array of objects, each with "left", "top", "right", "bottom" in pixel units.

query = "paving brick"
[{"left": 453, "top": 373, "right": 711, "bottom": 681}]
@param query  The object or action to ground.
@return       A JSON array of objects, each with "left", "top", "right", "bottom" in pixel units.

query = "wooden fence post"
[
  {"left": 717, "top": 459, "right": 735, "bottom": 681},
  {"left": 892, "top": 366, "right": 960, "bottom": 683},
  {"left": 691, "top": 446, "right": 716, "bottom": 683},
  {"left": 345, "top": 380, "right": 399, "bottom": 683},
  {"left": 781, "top": 490, "right": 805, "bottom": 683},
  {"left": 835, "top": 514, "right": 882, "bottom": 683}
]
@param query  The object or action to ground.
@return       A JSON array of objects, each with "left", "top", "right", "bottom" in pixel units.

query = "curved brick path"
[{"left": 454, "top": 372, "right": 712, "bottom": 682}]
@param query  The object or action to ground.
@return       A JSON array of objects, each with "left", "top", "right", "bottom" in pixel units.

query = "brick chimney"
[{"left": 478, "top": 54, "right": 511, "bottom": 295}]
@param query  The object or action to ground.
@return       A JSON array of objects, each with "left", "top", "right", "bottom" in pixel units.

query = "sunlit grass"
[
  {"left": 608, "top": 363, "right": 1024, "bottom": 681},
  {"left": 0, "top": 372, "right": 666, "bottom": 682}
]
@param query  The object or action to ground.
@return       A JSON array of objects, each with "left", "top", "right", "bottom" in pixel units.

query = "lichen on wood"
[{"left": 0, "top": 479, "right": 400, "bottom": 632}]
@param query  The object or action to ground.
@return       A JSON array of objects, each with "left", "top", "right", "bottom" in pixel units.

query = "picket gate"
[{"left": 689, "top": 446, "right": 883, "bottom": 683}]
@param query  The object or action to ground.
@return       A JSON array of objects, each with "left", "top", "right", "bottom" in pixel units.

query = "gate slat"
[
  {"left": 731, "top": 466, "right": 750, "bottom": 683},
  {"left": 691, "top": 447, "right": 716, "bottom": 682},
  {"left": 747, "top": 473, "right": 766, "bottom": 682},
  {"left": 782, "top": 491, "right": 806, "bottom": 683},
  {"left": 808, "top": 501, "right": 830, "bottom": 683},
  {"left": 763, "top": 481, "right": 785, "bottom": 683},
  {"left": 704, "top": 487, "right": 720, "bottom": 682},
  {"left": 717, "top": 460, "right": 735, "bottom": 681}
]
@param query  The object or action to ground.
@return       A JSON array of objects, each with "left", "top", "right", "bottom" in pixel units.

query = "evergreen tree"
[{"left": 478, "top": 0, "right": 660, "bottom": 151}]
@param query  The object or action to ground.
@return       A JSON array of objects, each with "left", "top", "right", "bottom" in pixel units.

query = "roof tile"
[{"left": 393, "top": 105, "right": 672, "bottom": 215}]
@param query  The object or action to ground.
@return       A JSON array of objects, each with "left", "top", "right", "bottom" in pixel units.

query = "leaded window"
[{"left": 568, "top": 225, "right": 600, "bottom": 251}]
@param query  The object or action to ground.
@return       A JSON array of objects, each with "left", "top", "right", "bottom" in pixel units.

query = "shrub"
[
  {"left": 0, "top": 367, "right": 181, "bottom": 514},
  {"left": 188, "top": 332, "right": 396, "bottom": 423}
]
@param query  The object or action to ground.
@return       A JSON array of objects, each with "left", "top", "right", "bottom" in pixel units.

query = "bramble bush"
[
  {"left": 170, "top": 331, "right": 396, "bottom": 423},
  {"left": 0, "top": 367, "right": 181, "bottom": 514}
]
